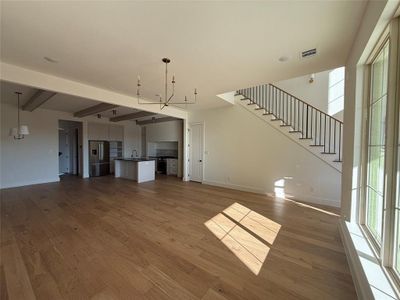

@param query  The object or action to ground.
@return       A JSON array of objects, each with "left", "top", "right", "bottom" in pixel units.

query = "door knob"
[{"left": 199, "top": 159, "right": 202, "bottom": 162}]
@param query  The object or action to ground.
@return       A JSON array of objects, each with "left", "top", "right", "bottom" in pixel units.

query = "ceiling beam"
[
  {"left": 110, "top": 111, "right": 156, "bottom": 122},
  {"left": 22, "top": 90, "right": 57, "bottom": 112},
  {"left": 74, "top": 103, "right": 118, "bottom": 118},
  {"left": 136, "top": 116, "right": 179, "bottom": 126}
]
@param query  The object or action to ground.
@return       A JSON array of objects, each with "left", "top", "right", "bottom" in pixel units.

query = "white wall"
[
  {"left": 0, "top": 101, "right": 142, "bottom": 188},
  {"left": 1, "top": 102, "right": 60, "bottom": 188},
  {"left": 275, "top": 67, "right": 345, "bottom": 121},
  {"left": 124, "top": 122, "right": 142, "bottom": 158},
  {"left": 189, "top": 103, "right": 342, "bottom": 207},
  {"left": 144, "top": 120, "right": 183, "bottom": 177}
]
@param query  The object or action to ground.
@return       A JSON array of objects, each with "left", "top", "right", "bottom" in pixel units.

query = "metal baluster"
[
  {"left": 339, "top": 124, "right": 342, "bottom": 161},
  {"left": 310, "top": 108, "right": 313, "bottom": 140},
  {"left": 329, "top": 117, "right": 331, "bottom": 153},
  {"left": 314, "top": 109, "right": 317, "bottom": 145},
  {"left": 324, "top": 115, "right": 327, "bottom": 153},
  {"left": 306, "top": 105, "right": 309, "bottom": 138},
  {"left": 334, "top": 120, "right": 336, "bottom": 156}
]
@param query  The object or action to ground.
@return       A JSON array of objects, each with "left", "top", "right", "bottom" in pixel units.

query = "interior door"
[
  {"left": 190, "top": 123, "right": 203, "bottom": 182},
  {"left": 58, "top": 131, "right": 70, "bottom": 174}
]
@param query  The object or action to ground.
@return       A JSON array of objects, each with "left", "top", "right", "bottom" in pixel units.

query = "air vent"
[{"left": 301, "top": 48, "right": 317, "bottom": 58}]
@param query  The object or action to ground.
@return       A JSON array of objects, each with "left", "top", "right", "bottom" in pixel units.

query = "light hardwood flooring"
[{"left": 1, "top": 175, "right": 356, "bottom": 299}]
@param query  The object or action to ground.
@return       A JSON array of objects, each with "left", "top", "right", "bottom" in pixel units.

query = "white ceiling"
[{"left": 0, "top": 1, "right": 367, "bottom": 110}]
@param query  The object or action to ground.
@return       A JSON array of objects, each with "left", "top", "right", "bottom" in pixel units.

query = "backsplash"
[{"left": 156, "top": 149, "right": 178, "bottom": 157}]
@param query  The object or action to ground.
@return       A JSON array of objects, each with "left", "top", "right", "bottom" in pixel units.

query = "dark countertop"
[{"left": 115, "top": 158, "right": 155, "bottom": 162}]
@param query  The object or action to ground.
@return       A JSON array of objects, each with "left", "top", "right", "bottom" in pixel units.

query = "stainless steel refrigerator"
[{"left": 89, "top": 141, "right": 110, "bottom": 177}]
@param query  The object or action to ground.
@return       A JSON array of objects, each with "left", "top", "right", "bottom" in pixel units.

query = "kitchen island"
[{"left": 114, "top": 158, "right": 155, "bottom": 183}]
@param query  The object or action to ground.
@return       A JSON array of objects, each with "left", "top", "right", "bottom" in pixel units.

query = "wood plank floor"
[{"left": 1, "top": 175, "right": 357, "bottom": 300}]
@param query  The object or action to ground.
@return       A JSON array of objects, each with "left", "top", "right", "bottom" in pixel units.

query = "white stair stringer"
[{"left": 235, "top": 95, "right": 342, "bottom": 173}]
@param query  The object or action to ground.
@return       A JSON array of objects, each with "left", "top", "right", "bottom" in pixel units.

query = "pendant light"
[{"left": 9, "top": 92, "right": 29, "bottom": 140}]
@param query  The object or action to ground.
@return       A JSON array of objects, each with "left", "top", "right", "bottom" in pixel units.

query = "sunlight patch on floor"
[{"left": 205, "top": 203, "right": 281, "bottom": 275}]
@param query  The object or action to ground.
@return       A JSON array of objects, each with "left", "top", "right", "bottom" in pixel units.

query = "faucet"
[{"left": 131, "top": 149, "right": 138, "bottom": 158}]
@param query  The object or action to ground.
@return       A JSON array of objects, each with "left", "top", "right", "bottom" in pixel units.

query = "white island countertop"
[{"left": 114, "top": 158, "right": 155, "bottom": 183}]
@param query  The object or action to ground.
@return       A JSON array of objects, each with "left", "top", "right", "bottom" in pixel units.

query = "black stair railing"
[{"left": 237, "top": 84, "right": 343, "bottom": 162}]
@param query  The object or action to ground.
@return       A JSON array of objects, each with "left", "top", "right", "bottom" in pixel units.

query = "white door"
[{"left": 190, "top": 123, "right": 203, "bottom": 182}]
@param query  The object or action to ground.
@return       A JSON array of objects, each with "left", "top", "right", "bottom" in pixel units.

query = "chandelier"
[{"left": 137, "top": 58, "right": 197, "bottom": 110}]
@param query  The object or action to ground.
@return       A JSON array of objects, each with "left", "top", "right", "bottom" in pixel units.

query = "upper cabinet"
[
  {"left": 109, "top": 124, "right": 124, "bottom": 141},
  {"left": 88, "top": 122, "right": 124, "bottom": 141}
]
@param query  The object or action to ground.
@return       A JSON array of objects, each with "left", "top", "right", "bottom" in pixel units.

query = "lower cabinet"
[{"left": 166, "top": 158, "right": 178, "bottom": 176}]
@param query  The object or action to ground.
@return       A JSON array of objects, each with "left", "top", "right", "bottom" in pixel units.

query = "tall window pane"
[
  {"left": 394, "top": 101, "right": 400, "bottom": 272},
  {"left": 365, "top": 41, "right": 389, "bottom": 244}
]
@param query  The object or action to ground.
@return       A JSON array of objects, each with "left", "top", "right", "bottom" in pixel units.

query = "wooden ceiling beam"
[
  {"left": 22, "top": 90, "right": 57, "bottom": 112},
  {"left": 74, "top": 103, "right": 118, "bottom": 118},
  {"left": 110, "top": 111, "right": 156, "bottom": 122},
  {"left": 135, "top": 116, "right": 179, "bottom": 126}
]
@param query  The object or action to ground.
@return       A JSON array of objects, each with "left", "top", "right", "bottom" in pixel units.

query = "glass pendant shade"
[{"left": 19, "top": 125, "right": 29, "bottom": 135}]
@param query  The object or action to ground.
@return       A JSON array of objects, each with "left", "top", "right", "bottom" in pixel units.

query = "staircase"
[{"left": 236, "top": 84, "right": 343, "bottom": 169}]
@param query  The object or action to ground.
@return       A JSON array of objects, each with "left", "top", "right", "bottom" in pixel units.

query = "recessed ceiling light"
[
  {"left": 278, "top": 56, "right": 289, "bottom": 63},
  {"left": 44, "top": 56, "right": 59, "bottom": 63}
]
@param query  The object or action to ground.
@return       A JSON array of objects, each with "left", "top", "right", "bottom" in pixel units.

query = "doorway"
[
  {"left": 189, "top": 123, "right": 204, "bottom": 182},
  {"left": 58, "top": 120, "right": 83, "bottom": 177}
]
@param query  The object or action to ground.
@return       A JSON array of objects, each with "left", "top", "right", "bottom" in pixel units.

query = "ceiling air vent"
[{"left": 301, "top": 48, "right": 317, "bottom": 59}]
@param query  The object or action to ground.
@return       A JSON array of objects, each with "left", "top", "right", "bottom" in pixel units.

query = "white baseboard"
[
  {"left": 0, "top": 177, "right": 60, "bottom": 189},
  {"left": 202, "top": 179, "right": 340, "bottom": 208},
  {"left": 203, "top": 180, "right": 267, "bottom": 195}
]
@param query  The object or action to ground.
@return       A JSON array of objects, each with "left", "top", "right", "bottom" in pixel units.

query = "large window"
[
  {"left": 395, "top": 114, "right": 400, "bottom": 273},
  {"left": 365, "top": 40, "right": 389, "bottom": 245},
  {"left": 360, "top": 16, "right": 400, "bottom": 289}
]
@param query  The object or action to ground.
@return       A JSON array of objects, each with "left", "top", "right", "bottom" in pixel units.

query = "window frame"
[
  {"left": 359, "top": 16, "right": 400, "bottom": 290},
  {"left": 360, "top": 33, "right": 390, "bottom": 255}
]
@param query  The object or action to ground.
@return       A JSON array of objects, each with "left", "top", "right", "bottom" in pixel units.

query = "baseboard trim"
[
  {"left": 202, "top": 179, "right": 340, "bottom": 208},
  {"left": 0, "top": 177, "right": 60, "bottom": 189},
  {"left": 202, "top": 180, "right": 267, "bottom": 195}
]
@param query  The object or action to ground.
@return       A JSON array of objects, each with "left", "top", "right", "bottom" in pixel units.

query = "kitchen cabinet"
[
  {"left": 166, "top": 158, "right": 178, "bottom": 176},
  {"left": 88, "top": 123, "right": 109, "bottom": 141},
  {"left": 109, "top": 125, "right": 124, "bottom": 141},
  {"left": 88, "top": 122, "right": 124, "bottom": 142}
]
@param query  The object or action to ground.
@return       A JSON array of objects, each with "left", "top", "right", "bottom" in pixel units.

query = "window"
[
  {"left": 328, "top": 67, "right": 345, "bottom": 116},
  {"left": 394, "top": 113, "right": 400, "bottom": 274},
  {"left": 364, "top": 40, "right": 389, "bottom": 245},
  {"left": 359, "top": 16, "right": 400, "bottom": 289}
]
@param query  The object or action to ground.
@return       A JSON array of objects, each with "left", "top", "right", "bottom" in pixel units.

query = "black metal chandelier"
[{"left": 137, "top": 58, "right": 197, "bottom": 110}]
